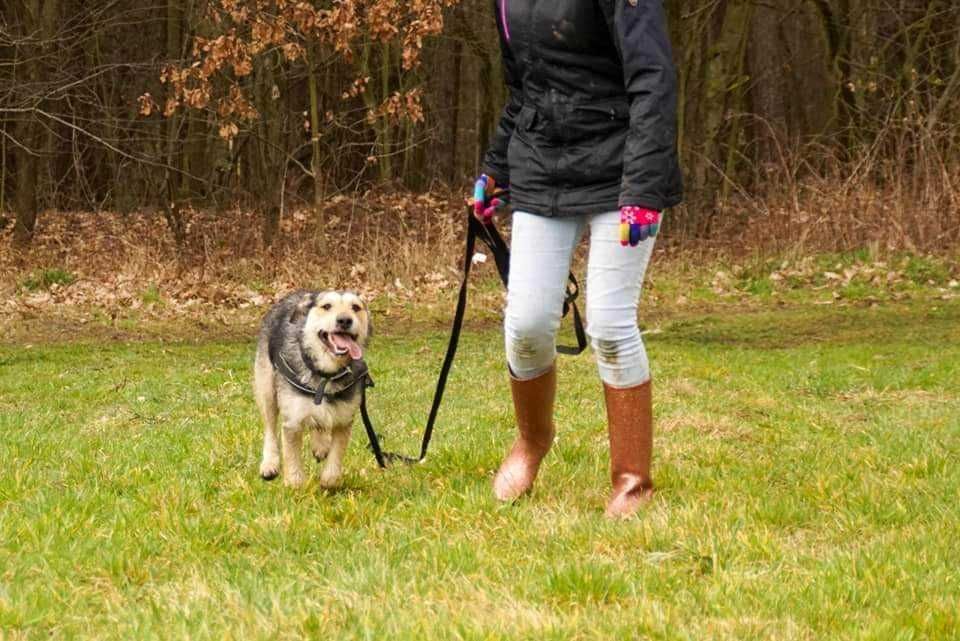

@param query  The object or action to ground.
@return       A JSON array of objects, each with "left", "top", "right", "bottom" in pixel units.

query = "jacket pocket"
[
  {"left": 558, "top": 128, "right": 626, "bottom": 186},
  {"left": 561, "top": 98, "right": 629, "bottom": 143},
  {"left": 570, "top": 98, "right": 630, "bottom": 123},
  {"left": 508, "top": 111, "right": 550, "bottom": 192}
]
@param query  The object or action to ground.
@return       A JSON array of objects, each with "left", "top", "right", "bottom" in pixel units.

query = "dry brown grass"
[
  {"left": 2, "top": 145, "right": 958, "bottom": 329},
  {"left": 0, "top": 191, "right": 469, "bottom": 312},
  {"left": 678, "top": 124, "right": 960, "bottom": 255}
]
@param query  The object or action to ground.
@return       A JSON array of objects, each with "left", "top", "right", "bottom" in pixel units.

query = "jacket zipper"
[{"left": 500, "top": 0, "right": 511, "bottom": 42}]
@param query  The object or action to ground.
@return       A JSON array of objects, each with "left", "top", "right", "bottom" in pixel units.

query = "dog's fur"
[{"left": 253, "top": 290, "right": 371, "bottom": 488}]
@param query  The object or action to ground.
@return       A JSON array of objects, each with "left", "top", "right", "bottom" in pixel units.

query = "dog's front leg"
[
  {"left": 260, "top": 424, "right": 281, "bottom": 481},
  {"left": 310, "top": 429, "right": 332, "bottom": 462},
  {"left": 281, "top": 424, "right": 307, "bottom": 488},
  {"left": 319, "top": 425, "right": 351, "bottom": 488},
  {"left": 254, "top": 360, "right": 281, "bottom": 481}
]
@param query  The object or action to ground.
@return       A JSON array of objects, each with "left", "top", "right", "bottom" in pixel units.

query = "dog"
[{"left": 253, "top": 290, "right": 371, "bottom": 488}]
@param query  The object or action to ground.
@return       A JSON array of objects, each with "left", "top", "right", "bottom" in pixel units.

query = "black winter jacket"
[{"left": 481, "top": 0, "right": 683, "bottom": 217}]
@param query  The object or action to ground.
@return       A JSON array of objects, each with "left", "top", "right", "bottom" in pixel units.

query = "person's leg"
[
  {"left": 586, "top": 210, "right": 657, "bottom": 517},
  {"left": 495, "top": 211, "right": 584, "bottom": 501},
  {"left": 504, "top": 212, "right": 584, "bottom": 379},
  {"left": 586, "top": 210, "right": 656, "bottom": 388}
]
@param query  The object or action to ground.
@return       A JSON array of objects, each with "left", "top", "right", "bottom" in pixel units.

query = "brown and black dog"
[{"left": 253, "top": 290, "right": 371, "bottom": 488}]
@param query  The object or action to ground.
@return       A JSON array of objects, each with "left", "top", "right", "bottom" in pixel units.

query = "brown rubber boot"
[
  {"left": 493, "top": 365, "right": 557, "bottom": 501},
  {"left": 603, "top": 379, "right": 655, "bottom": 518}
]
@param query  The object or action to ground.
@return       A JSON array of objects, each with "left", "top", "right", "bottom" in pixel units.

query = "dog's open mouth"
[{"left": 321, "top": 331, "right": 363, "bottom": 360}]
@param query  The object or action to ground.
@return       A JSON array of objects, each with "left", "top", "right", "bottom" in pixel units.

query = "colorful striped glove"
[
  {"left": 619, "top": 206, "right": 661, "bottom": 247},
  {"left": 472, "top": 174, "right": 509, "bottom": 223}
]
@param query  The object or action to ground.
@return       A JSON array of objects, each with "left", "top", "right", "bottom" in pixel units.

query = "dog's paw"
[
  {"left": 260, "top": 458, "right": 280, "bottom": 481},
  {"left": 319, "top": 468, "right": 343, "bottom": 489},
  {"left": 283, "top": 469, "right": 307, "bottom": 489}
]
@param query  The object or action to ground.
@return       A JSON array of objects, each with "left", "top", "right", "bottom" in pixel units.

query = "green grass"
[
  {"left": 18, "top": 267, "right": 76, "bottom": 292},
  {"left": 1, "top": 302, "right": 959, "bottom": 640},
  {"left": 140, "top": 284, "right": 163, "bottom": 307}
]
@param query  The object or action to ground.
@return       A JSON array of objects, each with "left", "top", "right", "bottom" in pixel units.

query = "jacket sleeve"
[
  {"left": 480, "top": 1, "right": 523, "bottom": 186},
  {"left": 601, "top": 0, "right": 681, "bottom": 211}
]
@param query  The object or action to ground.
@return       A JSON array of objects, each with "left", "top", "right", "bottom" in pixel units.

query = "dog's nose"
[{"left": 336, "top": 315, "right": 353, "bottom": 330}]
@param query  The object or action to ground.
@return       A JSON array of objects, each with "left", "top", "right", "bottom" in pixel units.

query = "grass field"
[{"left": 2, "top": 301, "right": 959, "bottom": 640}]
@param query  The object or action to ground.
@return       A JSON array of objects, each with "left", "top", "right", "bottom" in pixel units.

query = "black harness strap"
[
  {"left": 360, "top": 210, "right": 588, "bottom": 468},
  {"left": 273, "top": 351, "right": 358, "bottom": 405}
]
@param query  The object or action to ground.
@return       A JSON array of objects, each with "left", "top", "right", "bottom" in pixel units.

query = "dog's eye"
[
  {"left": 321, "top": 303, "right": 332, "bottom": 311},
  {"left": 352, "top": 304, "right": 362, "bottom": 313}
]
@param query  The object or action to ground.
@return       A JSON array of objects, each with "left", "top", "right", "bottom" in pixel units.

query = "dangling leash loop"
[{"left": 360, "top": 208, "right": 588, "bottom": 468}]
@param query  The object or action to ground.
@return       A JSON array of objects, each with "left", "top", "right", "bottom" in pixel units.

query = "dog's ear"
[{"left": 288, "top": 293, "right": 316, "bottom": 324}]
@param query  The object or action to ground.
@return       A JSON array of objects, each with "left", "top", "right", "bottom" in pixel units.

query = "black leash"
[{"left": 360, "top": 209, "right": 587, "bottom": 468}]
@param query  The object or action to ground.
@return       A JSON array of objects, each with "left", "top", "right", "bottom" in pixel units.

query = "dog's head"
[{"left": 291, "top": 290, "right": 371, "bottom": 373}]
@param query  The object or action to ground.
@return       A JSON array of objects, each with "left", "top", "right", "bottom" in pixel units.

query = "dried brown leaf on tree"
[
  {"left": 154, "top": 0, "right": 454, "bottom": 141},
  {"left": 137, "top": 93, "right": 157, "bottom": 116}
]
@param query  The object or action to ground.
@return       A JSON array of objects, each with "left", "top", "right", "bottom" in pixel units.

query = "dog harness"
[{"left": 269, "top": 348, "right": 373, "bottom": 406}]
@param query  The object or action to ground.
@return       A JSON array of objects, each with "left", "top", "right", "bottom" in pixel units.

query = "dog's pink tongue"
[{"left": 330, "top": 333, "right": 362, "bottom": 360}]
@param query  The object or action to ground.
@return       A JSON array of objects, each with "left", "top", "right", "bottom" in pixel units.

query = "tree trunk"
[
  {"left": 448, "top": 36, "right": 464, "bottom": 181},
  {"left": 252, "top": 51, "right": 286, "bottom": 247},
  {"left": 0, "top": 124, "right": 6, "bottom": 215},
  {"left": 307, "top": 48, "right": 324, "bottom": 209},
  {"left": 748, "top": 0, "right": 789, "bottom": 168},
  {"left": 12, "top": 125, "right": 39, "bottom": 247},
  {"left": 164, "top": 0, "right": 186, "bottom": 246},
  {"left": 810, "top": 0, "right": 856, "bottom": 152},
  {"left": 11, "top": 0, "right": 56, "bottom": 248},
  {"left": 721, "top": 1, "right": 754, "bottom": 202},
  {"left": 379, "top": 42, "right": 393, "bottom": 181}
]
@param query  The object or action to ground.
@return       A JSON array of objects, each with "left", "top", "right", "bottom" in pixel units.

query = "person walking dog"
[{"left": 474, "top": 0, "right": 683, "bottom": 518}]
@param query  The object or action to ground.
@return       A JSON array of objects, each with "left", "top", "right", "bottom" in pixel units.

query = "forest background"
[{"left": 1, "top": 0, "right": 958, "bottom": 321}]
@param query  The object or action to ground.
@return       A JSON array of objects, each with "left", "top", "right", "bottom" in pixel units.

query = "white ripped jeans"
[{"left": 504, "top": 210, "right": 656, "bottom": 388}]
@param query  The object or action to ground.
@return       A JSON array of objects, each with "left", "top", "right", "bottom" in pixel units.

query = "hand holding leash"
[
  {"left": 619, "top": 206, "right": 661, "bottom": 247},
  {"left": 473, "top": 174, "right": 509, "bottom": 223}
]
